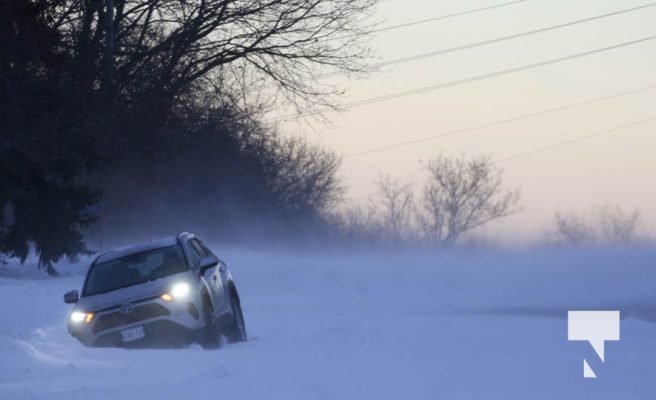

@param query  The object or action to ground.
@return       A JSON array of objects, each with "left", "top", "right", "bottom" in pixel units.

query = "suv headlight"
[
  {"left": 70, "top": 311, "right": 94, "bottom": 323},
  {"left": 161, "top": 282, "right": 190, "bottom": 301}
]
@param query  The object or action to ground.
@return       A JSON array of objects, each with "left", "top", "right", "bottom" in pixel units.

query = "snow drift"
[{"left": 1, "top": 246, "right": 655, "bottom": 399}]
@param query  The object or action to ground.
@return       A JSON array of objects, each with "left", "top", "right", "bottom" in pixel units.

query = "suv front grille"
[{"left": 92, "top": 303, "right": 170, "bottom": 334}]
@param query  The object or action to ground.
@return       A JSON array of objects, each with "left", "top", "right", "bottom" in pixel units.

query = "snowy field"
[{"left": 1, "top": 246, "right": 656, "bottom": 399}]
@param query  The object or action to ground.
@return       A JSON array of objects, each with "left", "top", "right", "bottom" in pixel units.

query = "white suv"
[{"left": 63, "top": 233, "right": 246, "bottom": 348}]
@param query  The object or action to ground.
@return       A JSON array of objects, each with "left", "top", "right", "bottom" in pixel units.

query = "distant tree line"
[
  {"left": 331, "top": 153, "right": 646, "bottom": 248},
  {"left": 551, "top": 205, "right": 643, "bottom": 245},
  {"left": 332, "top": 155, "right": 521, "bottom": 247},
  {"left": 0, "top": 0, "right": 375, "bottom": 274}
]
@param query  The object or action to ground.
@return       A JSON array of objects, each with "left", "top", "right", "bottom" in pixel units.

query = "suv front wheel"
[
  {"left": 201, "top": 300, "right": 221, "bottom": 349},
  {"left": 223, "top": 298, "right": 247, "bottom": 343}
]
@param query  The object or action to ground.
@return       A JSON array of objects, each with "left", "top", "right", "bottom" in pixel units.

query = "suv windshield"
[{"left": 83, "top": 245, "right": 187, "bottom": 296}]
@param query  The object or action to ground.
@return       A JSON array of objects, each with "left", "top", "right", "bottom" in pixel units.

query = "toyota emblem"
[{"left": 120, "top": 303, "right": 135, "bottom": 314}]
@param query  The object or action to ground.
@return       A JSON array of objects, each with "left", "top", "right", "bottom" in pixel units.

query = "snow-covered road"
[{"left": 1, "top": 247, "right": 655, "bottom": 399}]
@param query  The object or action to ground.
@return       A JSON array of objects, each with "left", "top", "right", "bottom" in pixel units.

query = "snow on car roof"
[{"left": 94, "top": 236, "right": 179, "bottom": 264}]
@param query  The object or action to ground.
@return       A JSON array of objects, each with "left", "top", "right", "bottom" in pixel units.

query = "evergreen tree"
[{"left": 0, "top": 0, "right": 101, "bottom": 275}]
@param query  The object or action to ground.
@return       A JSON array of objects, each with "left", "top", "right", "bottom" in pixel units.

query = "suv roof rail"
[{"left": 176, "top": 232, "right": 192, "bottom": 243}]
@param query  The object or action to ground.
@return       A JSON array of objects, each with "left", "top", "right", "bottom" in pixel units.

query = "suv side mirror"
[
  {"left": 199, "top": 255, "right": 219, "bottom": 276},
  {"left": 64, "top": 290, "right": 79, "bottom": 304}
]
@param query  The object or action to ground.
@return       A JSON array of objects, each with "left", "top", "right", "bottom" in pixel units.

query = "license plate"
[{"left": 121, "top": 326, "right": 145, "bottom": 342}]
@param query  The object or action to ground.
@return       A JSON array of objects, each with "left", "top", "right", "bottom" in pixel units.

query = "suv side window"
[
  {"left": 190, "top": 238, "right": 210, "bottom": 258},
  {"left": 196, "top": 239, "right": 215, "bottom": 257},
  {"left": 187, "top": 239, "right": 204, "bottom": 269}
]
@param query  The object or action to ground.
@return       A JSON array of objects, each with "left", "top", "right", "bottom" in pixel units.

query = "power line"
[
  {"left": 322, "top": 2, "right": 656, "bottom": 78},
  {"left": 332, "top": 37, "right": 656, "bottom": 108},
  {"left": 346, "top": 116, "right": 656, "bottom": 203},
  {"left": 330, "top": 0, "right": 532, "bottom": 42},
  {"left": 494, "top": 116, "right": 656, "bottom": 163},
  {"left": 343, "top": 85, "right": 655, "bottom": 158},
  {"left": 273, "top": 35, "right": 656, "bottom": 122}
]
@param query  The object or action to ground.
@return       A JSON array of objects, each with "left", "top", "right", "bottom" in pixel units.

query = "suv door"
[{"left": 190, "top": 238, "right": 229, "bottom": 315}]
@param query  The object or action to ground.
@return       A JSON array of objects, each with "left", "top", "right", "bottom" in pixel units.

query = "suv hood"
[{"left": 75, "top": 271, "right": 196, "bottom": 312}]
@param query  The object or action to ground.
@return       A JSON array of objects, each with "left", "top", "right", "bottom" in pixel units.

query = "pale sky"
[{"left": 276, "top": 0, "right": 656, "bottom": 243}]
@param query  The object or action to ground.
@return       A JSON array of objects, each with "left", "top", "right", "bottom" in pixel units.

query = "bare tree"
[
  {"left": 375, "top": 174, "right": 414, "bottom": 243},
  {"left": 593, "top": 205, "right": 641, "bottom": 244},
  {"left": 553, "top": 212, "right": 595, "bottom": 245},
  {"left": 260, "top": 136, "right": 343, "bottom": 214},
  {"left": 553, "top": 205, "right": 642, "bottom": 245},
  {"left": 328, "top": 202, "right": 382, "bottom": 243},
  {"left": 418, "top": 155, "right": 520, "bottom": 246},
  {"left": 3, "top": 1, "right": 376, "bottom": 271},
  {"left": 53, "top": 0, "right": 378, "bottom": 113}
]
